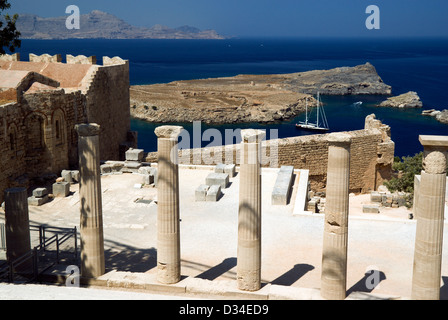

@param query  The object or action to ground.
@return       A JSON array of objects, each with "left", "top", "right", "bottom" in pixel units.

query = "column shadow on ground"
[
  {"left": 346, "top": 269, "right": 386, "bottom": 296},
  {"left": 440, "top": 277, "right": 448, "bottom": 300},
  {"left": 271, "top": 264, "right": 314, "bottom": 286},
  {"left": 195, "top": 257, "right": 237, "bottom": 281},
  {"left": 104, "top": 238, "right": 157, "bottom": 273}
]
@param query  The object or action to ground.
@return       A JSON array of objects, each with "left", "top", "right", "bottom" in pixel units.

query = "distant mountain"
[{"left": 12, "top": 10, "right": 226, "bottom": 40}]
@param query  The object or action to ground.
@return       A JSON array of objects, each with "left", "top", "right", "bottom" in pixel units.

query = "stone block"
[
  {"left": 53, "top": 182, "right": 70, "bottom": 198},
  {"left": 272, "top": 166, "right": 294, "bottom": 205},
  {"left": 195, "top": 185, "right": 210, "bottom": 202},
  {"left": 61, "top": 170, "right": 72, "bottom": 183},
  {"left": 370, "top": 191, "right": 382, "bottom": 203},
  {"left": 152, "top": 168, "right": 158, "bottom": 186},
  {"left": 215, "top": 163, "right": 226, "bottom": 174},
  {"left": 142, "top": 174, "right": 154, "bottom": 185},
  {"left": 125, "top": 148, "right": 144, "bottom": 162},
  {"left": 307, "top": 200, "right": 317, "bottom": 213},
  {"left": 101, "top": 164, "right": 112, "bottom": 174},
  {"left": 206, "top": 173, "right": 229, "bottom": 189},
  {"left": 71, "top": 170, "right": 80, "bottom": 182},
  {"left": 225, "top": 164, "right": 236, "bottom": 177},
  {"left": 397, "top": 197, "right": 407, "bottom": 207},
  {"left": 122, "top": 161, "right": 142, "bottom": 173},
  {"left": 363, "top": 205, "right": 380, "bottom": 214},
  {"left": 206, "top": 185, "right": 222, "bottom": 202},
  {"left": 138, "top": 166, "right": 153, "bottom": 175},
  {"left": 215, "top": 164, "right": 236, "bottom": 177},
  {"left": 28, "top": 195, "right": 49, "bottom": 206},
  {"left": 32, "top": 188, "right": 48, "bottom": 198}
]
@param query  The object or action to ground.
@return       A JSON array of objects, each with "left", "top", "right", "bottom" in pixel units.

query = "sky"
[{"left": 6, "top": 0, "right": 448, "bottom": 38}]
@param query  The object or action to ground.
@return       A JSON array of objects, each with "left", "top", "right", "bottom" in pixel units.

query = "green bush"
[{"left": 384, "top": 152, "right": 423, "bottom": 194}]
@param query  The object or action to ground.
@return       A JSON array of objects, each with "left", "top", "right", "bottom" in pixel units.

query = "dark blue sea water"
[{"left": 18, "top": 38, "right": 448, "bottom": 156}]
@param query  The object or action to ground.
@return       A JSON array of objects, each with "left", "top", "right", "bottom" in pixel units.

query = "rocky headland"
[
  {"left": 377, "top": 91, "right": 423, "bottom": 108},
  {"left": 422, "top": 109, "right": 448, "bottom": 124},
  {"left": 130, "top": 63, "right": 392, "bottom": 124}
]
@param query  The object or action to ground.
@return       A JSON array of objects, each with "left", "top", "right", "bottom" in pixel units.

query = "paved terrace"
[{"left": 1, "top": 166, "right": 448, "bottom": 300}]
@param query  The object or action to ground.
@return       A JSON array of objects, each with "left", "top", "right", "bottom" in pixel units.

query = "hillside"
[{"left": 12, "top": 10, "right": 226, "bottom": 40}]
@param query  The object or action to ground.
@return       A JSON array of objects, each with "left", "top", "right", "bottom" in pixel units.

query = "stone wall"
[
  {"left": 146, "top": 115, "right": 394, "bottom": 193},
  {"left": 83, "top": 57, "right": 131, "bottom": 161},
  {"left": 0, "top": 90, "right": 86, "bottom": 201},
  {"left": 0, "top": 53, "right": 133, "bottom": 203}
]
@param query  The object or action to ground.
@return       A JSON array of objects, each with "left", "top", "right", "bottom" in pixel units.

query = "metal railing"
[
  {"left": 0, "top": 226, "right": 78, "bottom": 283},
  {"left": 0, "top": 223, "right": 5, "bottom": 251}
]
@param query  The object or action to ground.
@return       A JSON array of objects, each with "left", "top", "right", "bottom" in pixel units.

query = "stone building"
[{"left": 0, "top": 53, "right": 136, "bottom": 202}]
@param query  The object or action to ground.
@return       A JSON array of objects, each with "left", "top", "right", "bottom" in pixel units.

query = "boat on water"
[{"left": 296, "top": 92, "right": 329, "bottom": 132}]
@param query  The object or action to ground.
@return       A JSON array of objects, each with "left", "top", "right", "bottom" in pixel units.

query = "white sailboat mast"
[
  {"left": 305, "top": 98, "right": 308, "bottom": 125},
  {"left": 316, "top": 92, "right": 320, "bottom": 127}
]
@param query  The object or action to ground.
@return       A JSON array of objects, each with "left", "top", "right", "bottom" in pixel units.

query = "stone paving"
[{"left": 1, "top": 166, "right": 448, "bottom": 299}]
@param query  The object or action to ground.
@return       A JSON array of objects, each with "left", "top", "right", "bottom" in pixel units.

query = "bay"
[{"left": 18, "top": 37, "right": 448, "bottom": 156}]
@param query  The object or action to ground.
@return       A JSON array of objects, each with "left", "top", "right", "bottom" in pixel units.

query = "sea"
[{"left": 17, "top": 37, "right": 448, "bottom": 157}]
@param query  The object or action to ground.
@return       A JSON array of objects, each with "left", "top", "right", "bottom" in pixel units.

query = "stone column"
[
  {"left": 237, "top": 129, "right": 266, "bottom": 291},
  {"left": 76, "top": 123, "right": 105, "bottom": 278},
  {"left": 321, "top": 133, "right": 352, "bottom": 300},
  {"left": 155, "top": 125, "right": 183, "bottom": 284},
  {"left": 4, "top": 188, "right": 31, "bottom": 269},
  {"left": 412, "top": 135, "right": 448, "bottom": 300}
]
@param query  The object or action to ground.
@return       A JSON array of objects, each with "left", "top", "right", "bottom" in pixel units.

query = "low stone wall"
[{"left": 146, "top": 115, "right": 395, "bottom": 193}]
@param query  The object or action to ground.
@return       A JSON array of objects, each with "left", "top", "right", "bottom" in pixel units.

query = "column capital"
[
  {"left": 155, "top": 126, "right": 184, "bottom": 139},
  {"left": 419, "top": 135, "right": 448, "bottom": 175},
  {"left": 75, "top": 123, "right": 100, "bottom": 137},
  {"left": 419, "top": 135, "right": 448, "bottom": 149},
  {"left": 327, "top": 132, "right": 352, "bottom": 146},
  {"left": 241, "top": 129, "right": 266, "bottom": 143}
]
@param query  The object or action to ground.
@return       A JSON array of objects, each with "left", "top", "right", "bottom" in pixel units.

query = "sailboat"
[{"left": 296, "top": 92, "right": 329, "bottom": 132}]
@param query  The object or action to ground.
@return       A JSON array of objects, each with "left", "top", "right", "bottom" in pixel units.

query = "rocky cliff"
[
  {"left": 377, "top": 91, "right": 423, "bottom": 108},
  {"left": 130, "top": 63, "right": 392, "bottom": 124},
  {"left": 422, "top": 109, "right": 448, "bottom": 124},
  {"left": 283, "top": 62, "right": 391, "bottom": 95},
  {"left": 14, "top": 10, "right": 226, "bottom": 40}
]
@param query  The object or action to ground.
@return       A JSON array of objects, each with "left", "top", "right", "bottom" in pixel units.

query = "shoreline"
[{"left": 130, "top": 63, "right": 391, "bottom": 125}]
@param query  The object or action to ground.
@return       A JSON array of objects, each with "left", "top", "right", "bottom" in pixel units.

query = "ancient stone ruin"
[{"left": 0, "top": 53, "right": 137, "bottom": 203}]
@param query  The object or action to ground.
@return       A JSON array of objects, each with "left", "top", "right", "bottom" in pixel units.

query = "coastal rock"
[
  {"left": 130, "top": 63, "right": 392, "bottom": 124},
  {"left": 283, "top": 62, "right": 392, "bottom": 96},
  {"left": 377, "top": 91, "right": 423, "bottom": 108},
  {"left": 436, "top": 110, "right": 448, "bottom": 124},
  {"left": 424, "top": 109, "right": 448, "bottom": 124},
  {"left": 422, "top": 109, "right": 441, "bottom": 117}
]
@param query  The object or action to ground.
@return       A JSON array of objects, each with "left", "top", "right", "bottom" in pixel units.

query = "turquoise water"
[{"left": 19, "top": 38, "right": 448, "bottom": 156}]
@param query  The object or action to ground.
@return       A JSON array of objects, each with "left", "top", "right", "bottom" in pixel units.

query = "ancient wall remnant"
[
  {"left": 145, "top": 114, "right": 395, "bottom": 193},
  {"left": 0, "top": 53, "right": 135, "bottom": 202}
]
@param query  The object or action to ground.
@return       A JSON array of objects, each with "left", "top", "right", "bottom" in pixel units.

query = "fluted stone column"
[
  {"left": 411, "top": 135, "right": 448, "bottom": 300},
  {"left": 321, "top": 132, "right": 352, "bottom": 300},
  {"left": 237, "top": 129, "right": 265, "bottom": 291},
  {"left": 155, "top": 125, "right": 183, "bottom": 284},
  {"left": 4, "top": 188, "right": 31, "bottom": 269},
  {"left": 76, "top": 123, "right": 105, "bottom": 278}
]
